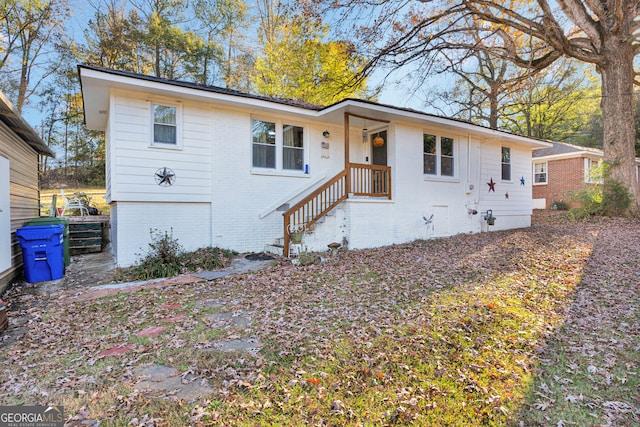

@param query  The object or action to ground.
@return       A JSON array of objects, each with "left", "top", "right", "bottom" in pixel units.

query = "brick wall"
[{"left": 533, "top": 157, "right": 588, "bottom": 209}]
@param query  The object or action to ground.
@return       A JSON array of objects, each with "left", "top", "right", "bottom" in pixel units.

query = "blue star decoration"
[
  {"left": 520, "top": 176, "right": 525, "bottom": 186},
  {"left": 487, "top": 178, "right": 496, "bottom": 192},
  {"left": 155, "top": 167, "right": 176, "bottom": 186}
]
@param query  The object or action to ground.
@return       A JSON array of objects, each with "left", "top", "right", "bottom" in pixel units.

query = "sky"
[{"left": 18, "top": 0, "right": 445, "bottom": 131}]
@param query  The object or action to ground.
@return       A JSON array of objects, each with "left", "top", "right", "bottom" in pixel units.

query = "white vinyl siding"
[{"left": 111, "top": 91, "right": 211, "bottom": 202}]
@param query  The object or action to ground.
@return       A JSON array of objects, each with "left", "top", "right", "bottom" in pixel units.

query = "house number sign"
[{"left": 155, "top": 167, "right": 176, "bottom": 186}]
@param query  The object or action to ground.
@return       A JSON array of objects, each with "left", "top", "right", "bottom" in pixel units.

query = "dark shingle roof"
[
  {"left": 533, "top": 141, "right": 602, "bottom": 158},
  {"left": 0, "top": 92, "right": 54, "bottom": 156}
]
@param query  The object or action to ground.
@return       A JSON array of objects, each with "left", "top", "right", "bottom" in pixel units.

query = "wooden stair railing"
[
  {"left": 282, "top": 164, "right": 392, "bottom": 256},
  {"left": 283, "top": 169, "right": 348, "bottom": 256}
]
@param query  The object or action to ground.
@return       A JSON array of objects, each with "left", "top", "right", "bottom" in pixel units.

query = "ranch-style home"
[{"left": 79, "top": 65, "right": 551, "bottom": 267}]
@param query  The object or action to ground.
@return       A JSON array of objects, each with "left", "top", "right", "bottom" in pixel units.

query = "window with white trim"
[
  {"left": 501, "top": 147, "right": 511, "bottom": 181},
  {"left": 252, "top": 119, "right": 276, "bottom": 168},
  {"left": 283, "top": 124, "right": 304, "bottom": 170},
  {"left": 533, "top": 162, "right": 547, "bottom": 184},
  {"left": 152, "top": 104, "right": 178, "bottom": 145},
  {"left": 252, "top": 118, "right": 305, "bottom": 172},
  {"left": 423, "top": 133, "right": 455, "bottom": 177},
  {"left": 584, "top": 158, "right": 603, "bottom": 184}
]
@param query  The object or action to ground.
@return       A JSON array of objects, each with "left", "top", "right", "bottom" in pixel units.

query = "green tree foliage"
[
  {"left": 500, "top": 63, "right": 602, "bottom": 144},
  {"left": 83, "top": 0, "right": 145, "bottom": 73},
  {"left": 39, "top": 44, "right": 105, "bottom": 185},
  {"left": 192, "top": 0, "right": 248, "bottom": 87},
  {"left": 254, "top": 15, "right": 370, "bottom": 105},
  {"left": 0, "top": 0, "right": 69, "bottom": 113}
]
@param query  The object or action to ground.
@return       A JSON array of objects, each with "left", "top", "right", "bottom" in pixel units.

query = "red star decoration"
[{"left": 487, "top": 178, "right": 496, "bottom": 192}]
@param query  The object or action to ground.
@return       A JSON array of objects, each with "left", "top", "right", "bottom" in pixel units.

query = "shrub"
[
  {"left": 115, "top": 229, "right": 236, "bottom": 281},
  {"left": 568, "top": 161, "right": 632, "bottom": 219},
  {"left": 551, "top": 200, "right": 569, "bottom": 210},
  {"left": 568, "top": 186, "right": 603, "bottom": 220},
  {"left": 601, "top": 178, "right": 631, "bottom": 216}
]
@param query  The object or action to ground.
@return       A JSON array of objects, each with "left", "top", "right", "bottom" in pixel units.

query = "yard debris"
[{"left": 0, "top": 211, "right": 638, "bottom": 425}]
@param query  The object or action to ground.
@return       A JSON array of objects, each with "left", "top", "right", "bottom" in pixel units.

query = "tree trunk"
[{"left": 599, "top": 36, "right": 638, "bottom": 211}]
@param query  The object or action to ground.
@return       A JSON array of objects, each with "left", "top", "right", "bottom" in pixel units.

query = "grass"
[
  {"left": 1, "top": 212, "right": 638, "bottom": 425},
  {"left": 40, "top": 187, "right": 109, "bottom": 216}
]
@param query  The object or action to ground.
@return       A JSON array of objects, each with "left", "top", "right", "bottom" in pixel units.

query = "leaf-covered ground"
[{"left": 0, "top": 211, "right": 638, "bottom": 426}]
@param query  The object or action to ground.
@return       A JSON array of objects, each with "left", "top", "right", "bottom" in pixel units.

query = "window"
[
  {"left": 423, "top": 133, "right": 455, "bottom": 177},
  {"left": 584, "top": 158, "right": 603, "bottom": 183},
  {"left": 534, "top": 162, "right": 547, "bottom": 184},
  {"left": 252, "top": 118, "right": 305, "bottom": 172},
  {"left": 153, "top": 104, "right": 177, "bottom": 145},
  {"left": 501, "top": 147, "right": 511, "bottom": 181},
  {"left": 252, "top": 120, "right": 276, "bottom": 168},
  {"left": 283, "top": 124, "right": 304, "bottom": 170},
  {"left": 423, "top": 134, "right": 436, "bottom": 175}
]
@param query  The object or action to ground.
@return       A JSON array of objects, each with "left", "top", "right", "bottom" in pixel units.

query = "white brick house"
[{"left": 79, "top": 65, "right": 550, "bottom": 267}]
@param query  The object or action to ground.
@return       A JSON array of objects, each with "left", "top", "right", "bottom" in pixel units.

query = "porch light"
[
  {"left": 322, "top": 130, "right": 330, "bottom": 138},
  {"left": 362, "top": 128, "right": 368, "bottom": 144},
  {"left": 373, "top": 135, "right": 384, "bottom": 147}
]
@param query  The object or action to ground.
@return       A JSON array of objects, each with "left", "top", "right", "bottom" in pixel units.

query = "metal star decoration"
[
  {"left": 487, "top": 178, "right": 496, "bottom": 192},
  {"left": 155, "top": 167, "right": 176, "bottom": 186},
  {"left": 505, "top": 192, "right": 509, "bottom": 199},
  {"left": 520, "top": 176, "right": 525, "bottom": 186}
]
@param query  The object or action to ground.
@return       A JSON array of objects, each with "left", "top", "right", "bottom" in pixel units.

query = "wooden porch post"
[{"left": 344, "top": 112, "right": 350, "bottom": 195}]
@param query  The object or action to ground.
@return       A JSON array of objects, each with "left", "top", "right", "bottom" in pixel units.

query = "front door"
[
  {"left": 0, "top": 156, "right": 10, "bottom": 272},
  {"left": 371, "top": 130, "right": 387, "bottom": 166},
  {"left": 370, "top": 130, "right": 388, "bottom": 195}
]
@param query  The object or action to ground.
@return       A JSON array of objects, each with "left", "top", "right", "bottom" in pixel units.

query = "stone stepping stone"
[
  {"left": 208, "top": 337, "right": 262, "bottom": 355},
  {"left": 207, "top": 311, "right": 252, "bottom": 328},
  {"left": 98, "top": 343, "right": 134, "bottom": 357},
  {"left": 196, "top": 299, "right": 223, "bottom": 309},
  {"left": 136, "top": 326, "right": 166, "bottom": 337},
  {"left": 161, "top": 302, "right": 183, "bottom": 310},
  {"left": 133, "top": 364, "right": 214, "bottom": 401}
]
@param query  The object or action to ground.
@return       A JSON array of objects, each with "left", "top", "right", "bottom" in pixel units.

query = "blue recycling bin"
[{"left": 16, "top": 224, "right": 65, "bottom": 283}]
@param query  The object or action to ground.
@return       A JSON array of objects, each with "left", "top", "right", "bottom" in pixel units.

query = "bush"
[
  {"left": 568, "top": 167, "right": 631, "bottom": 220},
  {"left": 551, "top": 200, "right": 569, "bottom": 210},
  {"left": 601, "top": 178, "right": 631, "bottom": 216},
  {"left": 568, "top": 186, "right": 603, "bottom": 220},
  {"left": 115, "top": 229, "right": 236, "bottom": 281}
]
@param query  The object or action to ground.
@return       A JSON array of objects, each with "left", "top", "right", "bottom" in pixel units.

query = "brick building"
[{"left": 532, "top": 141, "right": 640, "bottom": 209}]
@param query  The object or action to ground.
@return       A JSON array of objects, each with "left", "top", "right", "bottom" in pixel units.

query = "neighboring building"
[
  {"left": 79, "top": 65, "right": 551, "bottom": 267},
  {"left": 0, "top": 92, "right": 55, "bottom": 292},
  {"left": 532, "top": 141, "right": 640, "bottom": 209}
]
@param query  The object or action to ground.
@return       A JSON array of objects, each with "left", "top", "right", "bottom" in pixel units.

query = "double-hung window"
[
  {"left": 533, "top": 162, "right": 547, "bottom": 184},
  {"left": 252, "top": 120, "right": 276, "bottom": 168},
  {"left": 283, "top": 125, "right": 304, "bottom": 170},
  {"left": 252, "top": 118, "right": 305, "bottom": 172},
  {"left": 423, "top": 133, "right": 455, "bottom": 177},
  {"left": 501, "top": 147, "right": 511, "bottom": 181},
  {"left": 152, "top": 103, "right": 178, "bottom": 146},
  {"left": 584, "top": 158, "right": 603, "bottom": 184}
]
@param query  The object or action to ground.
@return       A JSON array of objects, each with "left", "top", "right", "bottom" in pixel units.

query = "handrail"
[
  {"left": 349, "top": 163, "right": 392, "bottom": 199},
  {"left": 282, "top": 164, "right": 392, "bottom": 256},
  {"left": 283, "top": 170, "right": 348, "bottom": 256}
]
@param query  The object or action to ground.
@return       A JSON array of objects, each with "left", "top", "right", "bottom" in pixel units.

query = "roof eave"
[{"left": 0, "top": 92, "right": 54, "bottom": 157}]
